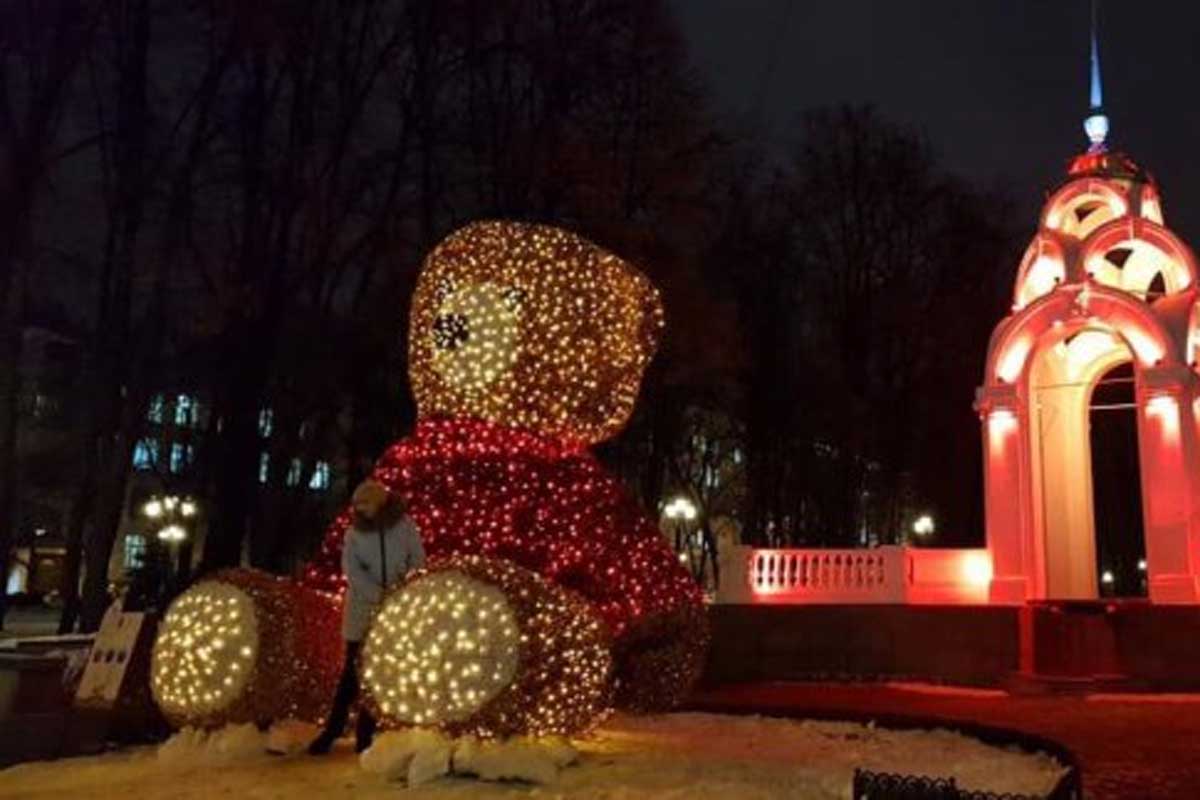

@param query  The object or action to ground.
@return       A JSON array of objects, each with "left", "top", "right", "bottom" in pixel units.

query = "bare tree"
[
  {"left": 62, "top": 1, "right": 238, "bottom": 630},
  {"left": 0, "top": 2, "right": 103, "bottom": 628},
  {"left": 665, "top": 404, "right": 744, "bottom": 589},
  {"left": 195, "top": 0, "right": 420, "bottom": 570},
  {"left": 788, "top": 106, "right": 1013, "bottom": 544}
]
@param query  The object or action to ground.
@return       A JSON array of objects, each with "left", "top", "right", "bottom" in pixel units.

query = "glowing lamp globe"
[
  {"left": 1084, "top": 112, "right": 1109, "bottom": 150},
  {"left": 360, "top": 556, "right": 612, "bottom": 738},
  {"left": 150, "top": 569, "right": 342, "bottom": 728}
]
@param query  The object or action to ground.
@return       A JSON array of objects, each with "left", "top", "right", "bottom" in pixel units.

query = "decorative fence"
[
  {"left": 853, "top": 769, "right": 1080, "bottom": 800},
  {"left": 716, "top": 545, "right": 993, "bottom": 605},
  {"left": 748, "top": 548, "right": 905, "bottom": 602},
  {"left": 849, "top": 714, "right": 1082, "bottom": 800}
]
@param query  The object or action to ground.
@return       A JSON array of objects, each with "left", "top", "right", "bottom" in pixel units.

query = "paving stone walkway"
[{"left": 690, "top": 682, "right": 1200, "bottom": 799}]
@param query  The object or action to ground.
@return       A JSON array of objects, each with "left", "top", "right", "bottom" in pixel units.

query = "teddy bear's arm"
[{"left": 299, "top": 436, "right": 420, "bottom": 594}]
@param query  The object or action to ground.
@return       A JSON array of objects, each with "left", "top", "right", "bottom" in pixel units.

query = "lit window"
[
  {"left": 6, "top": 564, "right": 26, "bottom": 594},
  {"left": 132, "top": 439, "right": 159, "bottom": 470},
  {"left": 258, "top": 452, "right": 270, "bottom": 484},
  {"left": 309, "top": 461, "right": 331, "bottom": 491},
  {"left": 29, "top": 393, "right": 54, "bottom": 419},
  {"left": 174, "top": 394, "right": 198, "bottom": 427},
  {"left": 258, "top": 408, "right": 274, "bottom": 437},
  {"left": 286, "top": 458, "right": 302, "bottom": 487},
  {"left": 147, "top": 394, "right": 165, "bottom": 424},
  {"left": 169, "top": 443, "right": 194, "bottom": 474},
  {"left": 124, "top": 534, "right": 147, "bottom": 569}
]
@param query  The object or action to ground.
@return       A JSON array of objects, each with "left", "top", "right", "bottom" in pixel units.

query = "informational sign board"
[{"left": 74, "top": 605, "right": 149, "bottom": 707}]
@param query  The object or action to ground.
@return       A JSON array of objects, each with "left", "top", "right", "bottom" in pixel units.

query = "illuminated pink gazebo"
[
  {"left": 977, "top": 65, "right": 1200, "bottom": 603},
  {"left": 708, "top": 11, "right": 1200, "bottom": 695},
  {"left": 724, "top": 18, "right": 1200, "bottom": 611}
]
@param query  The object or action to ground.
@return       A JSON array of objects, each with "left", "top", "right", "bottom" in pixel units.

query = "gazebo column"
[
  {"left": 976, "top": 383, "right": 1032, "bottom": 603},
  {"left": 1138, "top": 366, "right": 1200, "bottom": 602}
]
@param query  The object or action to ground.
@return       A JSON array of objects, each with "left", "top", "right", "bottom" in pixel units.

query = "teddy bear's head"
[{"left": 409, "top": 221, "right": 664, "bottom": 445}]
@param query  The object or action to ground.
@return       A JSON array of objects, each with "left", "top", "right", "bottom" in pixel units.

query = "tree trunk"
[
  {"left": 77, "top": 0, "right": 154, "bottom": 632},
  {"left": 0, "top": 196, "right": 31, "bottom": 632},
  {"left": 57, "top": 480, "right": 94, "bottom": 633},
  {"left": 0, "top": 299, "right": 22, "bottom": 629},
  {"left": 204, "top": 325, "right": 272, "bottom": 571}
]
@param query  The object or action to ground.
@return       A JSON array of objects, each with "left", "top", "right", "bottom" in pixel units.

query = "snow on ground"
[{"left": 0, "top": 712, "right": 1067, "bottom": 800}]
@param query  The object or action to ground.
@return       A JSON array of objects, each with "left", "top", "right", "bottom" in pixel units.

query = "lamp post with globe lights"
[
  {"left": 665, "top": 495, "right": 711, "bottom": 586},
  {"left": 142, "top": 494, "right": 199, "bottom": 597},
  {"left": 664, "top": 495, "right": 697, "bottom": 558}
]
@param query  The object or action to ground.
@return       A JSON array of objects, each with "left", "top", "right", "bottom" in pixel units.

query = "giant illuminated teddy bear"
[
  {"left": 307, "top": 221, "right": 708, "bottom": 723},
  {"left": 150, "top": 221, "right": 707, "bottom": 737}
]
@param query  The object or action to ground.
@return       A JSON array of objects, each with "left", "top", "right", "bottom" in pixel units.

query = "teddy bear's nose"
[{"left": 432, "top": 313, "right": 471, "bottom": 351}]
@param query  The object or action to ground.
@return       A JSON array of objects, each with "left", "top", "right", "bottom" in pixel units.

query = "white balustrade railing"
[
  {"left": 745, "top": 546, "right": 906, "bottom": 603},
  {"left": 715, "top": 545, "right": 991, "bottom": 605}
]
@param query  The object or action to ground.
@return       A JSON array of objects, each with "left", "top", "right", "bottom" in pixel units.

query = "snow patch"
[
  {"left": 408, "top": 738, "right": 454, "bottom": 786},
  {"left": 361, "top": 730, "right": 579, "bottom": 786},
  {"left": 452, "top": 736, "right": 562, "bottom": 784},
  {"left": 266, "top": 719, "right": 320, "bottom": 756},
  {"left": 157, "top": 723, "right": 267, "bottom": 764},
  {"left": 10, "top": 712, "right": 1066, "bottom": 799},
  {"left": 360, "top": 728, "right": 454, "bottom": 785}
]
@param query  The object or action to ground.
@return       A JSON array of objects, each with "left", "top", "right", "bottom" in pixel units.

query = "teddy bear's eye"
[
  {"left": 501, "top": 287, "right": 525, "bottom": 311},
  {"left": 432, "top": 313, "right": 471, "bottom": 351}
]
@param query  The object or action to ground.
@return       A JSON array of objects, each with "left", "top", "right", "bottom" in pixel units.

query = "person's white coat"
[{"left": 341, "top": 516, "right": 425, "bottom": 641}]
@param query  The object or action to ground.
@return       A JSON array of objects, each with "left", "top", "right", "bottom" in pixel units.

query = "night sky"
[{"left": 675, "top": 0, "right": 1200, "bottom": 243}]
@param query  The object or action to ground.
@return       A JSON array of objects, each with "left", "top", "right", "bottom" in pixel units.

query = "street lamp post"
[
  {"left": 664, "top": 495, "right": 700, "bottom": 580},
  {"left": 142, "top": 494, "right": 199, "bottom": 597}
]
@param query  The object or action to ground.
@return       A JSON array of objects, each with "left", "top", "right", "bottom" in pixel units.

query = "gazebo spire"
[{"left": 1084, "top": 0, "right": 1109, "bottom": 152}]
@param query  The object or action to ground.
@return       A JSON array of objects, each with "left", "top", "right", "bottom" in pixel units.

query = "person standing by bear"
[{"left": 308, "top": 479, "right": 425, "bottom": 755}]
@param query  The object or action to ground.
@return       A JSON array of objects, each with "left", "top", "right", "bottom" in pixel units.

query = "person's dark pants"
[{"left": 311, "top": 641, "right": 376, "bottom": 753}]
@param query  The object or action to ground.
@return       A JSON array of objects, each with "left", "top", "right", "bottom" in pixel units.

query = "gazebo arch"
[
  {"left": 986, "top": 284, "right": 1179, "bottom": 387},
  {"left": 1079, "top": 217, "right": 1198, "bottom": 299},
  {"left": 1187, "top": 300, "right": 1200, "bottom": 367},
  {"left": 1012, "top": 233, "right": 1069, "bottom": 311},
  {"left": 980, "top": 277, "right": 1200, "bottom": 603},
  {"left": 1041, "top": 178, "right": 1129, "bottom": 240}
]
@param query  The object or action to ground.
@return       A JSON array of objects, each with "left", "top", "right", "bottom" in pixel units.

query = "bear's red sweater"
[{"left": 301, "top": 417, "right": 708, "bottom": 708}]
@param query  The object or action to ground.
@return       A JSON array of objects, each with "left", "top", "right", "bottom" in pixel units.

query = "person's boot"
[
  {"left": 307, "top": 729, "right": 337, "bottom": 756},
  {"left": 354, "top": 711, "right": 377, "bottom": 754}
]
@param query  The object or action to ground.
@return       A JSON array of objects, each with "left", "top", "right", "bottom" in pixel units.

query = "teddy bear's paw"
[
  {"left": 360, "top": 555, "right": 613, "bottom": 738},
  {"left": 150, "top": 569, "right": 342, "bottom": 729},
  {"left": 364, "top": 566, "right": 522, "bottom": 723}
]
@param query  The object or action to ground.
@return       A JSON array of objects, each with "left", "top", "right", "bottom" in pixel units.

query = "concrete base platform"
[{"left": 705, "top": 601, "right": 1200, "bottom": 690}]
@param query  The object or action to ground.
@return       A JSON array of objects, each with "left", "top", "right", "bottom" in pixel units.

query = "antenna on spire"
[{"left": 1084, "top": 0, "right": 1109, "bottom": 152}]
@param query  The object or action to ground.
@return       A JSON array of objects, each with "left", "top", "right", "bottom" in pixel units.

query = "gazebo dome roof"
[{"left": 1065, "top": 150, "right": 1153, "bottom": 185}]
